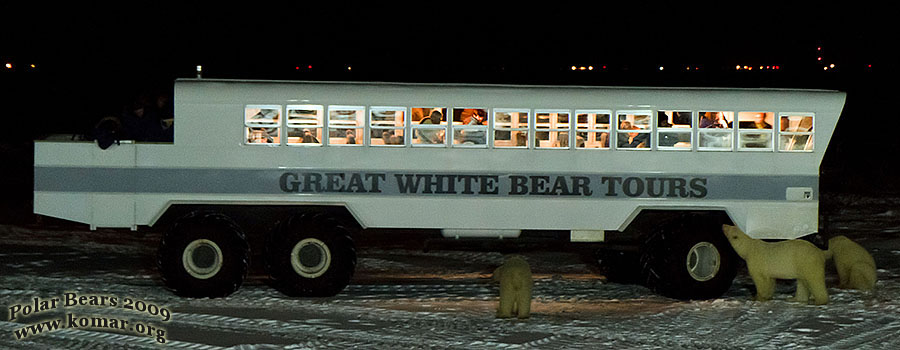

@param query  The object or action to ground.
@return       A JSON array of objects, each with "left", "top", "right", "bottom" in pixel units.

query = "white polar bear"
[
  {"left": 722, "top": 224, "right": 829, "bottom": 305},
  {"left": 492, "top": 255, "right": 533, "bottom": 319},
  {"left": 827, "top": 235, "right": 877, "bottom": 290}
]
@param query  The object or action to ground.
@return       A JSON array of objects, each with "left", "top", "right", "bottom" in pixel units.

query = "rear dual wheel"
[{"left": 639, "top": 215, "right": 738, "bottom": 300}]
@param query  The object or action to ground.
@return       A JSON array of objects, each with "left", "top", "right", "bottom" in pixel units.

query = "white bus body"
[{"left": 33, "top": 79, "right": 845, "bottom": 299}]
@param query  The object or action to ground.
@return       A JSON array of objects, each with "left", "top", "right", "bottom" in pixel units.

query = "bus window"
[
  {"left": 698, "top": 111, "right": 734, "bottom": 150},
  {"left": 616, "top": 111, "right": 651, "bottom": 150},
  {"left": 411, "top": 107, "right": 447, "bottom": 146},
  {"left": 451, "top": 108, "right": 488, "bottom": 147},
  {"left": 286, "top": 105, "right": 323, "bottom": 146},
  {"left": 493, "top": 109, "right": 529, "bottom": 148},
  {"left": 575, "top": 110, "right": 609, "bottom": 149},
  {"left": 244, "top": 105, "right": 281, "bottom": 145},
  {"left": 536, "top": 110, "right": 571, "bottom": 149},
  {"left": 370, "top": 107, "right": 406, "bottom": 146},
  {"left": 328, "top": 106, "right": 364, "bottom": 146},
  {"left": 779, "top": 113, "right": 814, "bottom": 152},
  {"left": 657, "top": 110, "right": 692, "bottom": 150},
  {"left": 738, "top": 112, "right": 774, "bottom": 151}
]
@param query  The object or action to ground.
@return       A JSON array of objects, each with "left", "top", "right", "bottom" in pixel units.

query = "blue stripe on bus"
[{"left": 33, "top": 167, "right": 817, "bottom": 201}]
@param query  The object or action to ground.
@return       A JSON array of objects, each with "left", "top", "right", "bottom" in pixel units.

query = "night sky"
[{"left": 0, "top": 4, "right": 897, "bottom": 202}]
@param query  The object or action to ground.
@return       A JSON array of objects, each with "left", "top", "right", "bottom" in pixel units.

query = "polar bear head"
[{"left": 722, "top": 224, "right": 753, "bottom": 259}]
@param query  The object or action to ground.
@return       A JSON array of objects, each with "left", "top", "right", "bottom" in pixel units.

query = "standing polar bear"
[
  {"left": 827, "top": 235, "right": 877, "bottom": 290},
  {"left": 492, "top": 255, "right": 533, "bottom": 319},
  {"left": 722, "top": 224, "right": 829, "bottom": 305}
]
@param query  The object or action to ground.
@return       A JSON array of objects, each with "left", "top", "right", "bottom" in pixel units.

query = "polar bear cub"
[
  {"left": 493, "top": 255, "right": 533, "bottom": 319},
  {"left": 722, "top": 224, "right": 829, "bottom": 305},
  {"left": 827, "top": 235, "right": 877, "bottom": 290}
]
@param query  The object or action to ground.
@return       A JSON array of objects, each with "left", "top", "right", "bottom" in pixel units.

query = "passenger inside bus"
[
  {"left": 456, "top": 109, "right": 486, "bottom": 145},
  {"left": 700, "top": 112, "right": 730, "bottom": 128},
  {"left": 738, "top": 112, "right": 774, "bottom": 149},
  {"left": 380, "top": 130, "right": 403, "bottom": 145},
  {"left": 417, "top": 110, "right": 445, "bottom": 144},
  {"left": 617, "top": 121, "right": 648, "bottom": 148},
  {"left": 699, "top": 112, "right": 733, "bottom": 149},
  {"left": 114, "top": 91, "right": 175, "bottom": 143},
  {"left": 752, "top": 113, "right": 772, "bottom": 129},
  {"left": 302, "top": 129, "right": 319, "bottom": 143}
]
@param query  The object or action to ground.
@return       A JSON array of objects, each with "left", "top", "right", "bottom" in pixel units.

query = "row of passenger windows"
[{"left": 244, "top": 105, "right": 814, "bottom": 152}]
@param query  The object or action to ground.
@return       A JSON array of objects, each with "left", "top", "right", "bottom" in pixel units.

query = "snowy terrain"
[{"left": 1, "top": 194, "right": 899, "bottom": 349}]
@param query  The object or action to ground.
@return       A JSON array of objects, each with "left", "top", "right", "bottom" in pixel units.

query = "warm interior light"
[
  {"left": 4, "top": 63, "right": 11, "bottom": 69},
  {"left": 829, "top": 64, "right": 835, "bottom": 68},
  {"left": 571, "top": 66, "right": 577, "bottom": 71}
]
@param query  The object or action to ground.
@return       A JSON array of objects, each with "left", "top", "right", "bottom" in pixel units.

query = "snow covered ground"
[{"left": 1, "top": 195, "right": 899, "bottom": 349}]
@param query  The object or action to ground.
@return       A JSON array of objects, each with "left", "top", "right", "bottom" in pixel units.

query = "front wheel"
[
  {"left": 157, "top": 212, "right": 250, "bottom": 298},
  {"left": 639, "top": 214, "right": 738, "bottom": 300},
  {"left": 265, "top": 213, "right": 356, "bottom": 297}
]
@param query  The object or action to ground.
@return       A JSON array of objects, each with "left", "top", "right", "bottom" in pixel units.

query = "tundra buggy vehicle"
[{"left": 34, "top": 79, "right": 845, "bottom": 299}]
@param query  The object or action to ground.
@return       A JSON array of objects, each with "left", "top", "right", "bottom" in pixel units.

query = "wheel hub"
[
  {"left": 182, "top": 239, "right": 224, "bottom": 280},
  {"left": 291, "top": 238, "right": 332, "bottom": 278},
  {"left": 686, "top": 242, "right": 721, "bottom": 282}
]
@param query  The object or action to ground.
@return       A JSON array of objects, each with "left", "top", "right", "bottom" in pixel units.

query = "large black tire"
[
  {"left": 265, "top": 212, "right": 356, "bottom": 297},
  {"left": 639, "top": 214, "right": 738, "bottom": 300},
  {"left": 157, "top": 211, "right": 250, "bottom": 298}
]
